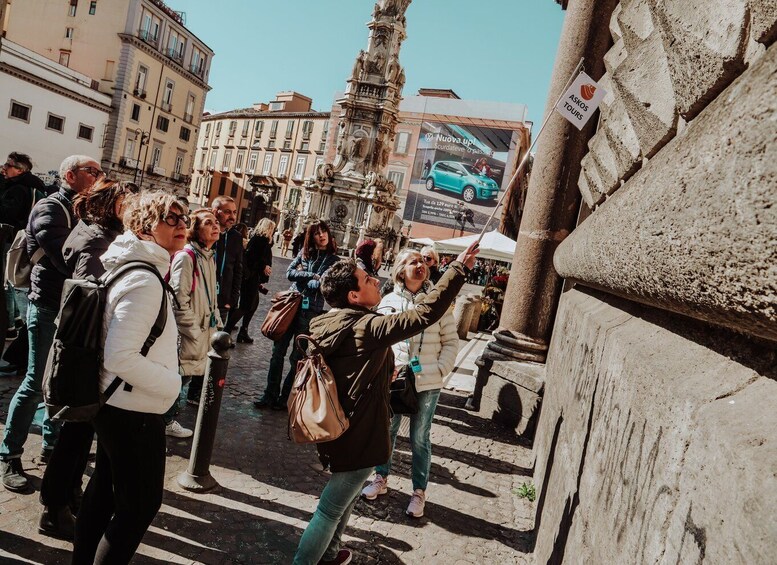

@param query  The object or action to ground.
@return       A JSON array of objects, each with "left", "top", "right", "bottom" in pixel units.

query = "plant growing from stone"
[{"left": 513, "top": 482, "right": 536, "bottom": 502}]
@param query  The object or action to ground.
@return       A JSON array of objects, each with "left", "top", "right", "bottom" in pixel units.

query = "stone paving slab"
[{"left": 0, "top": 258, "right": 535, "bottom": 564}]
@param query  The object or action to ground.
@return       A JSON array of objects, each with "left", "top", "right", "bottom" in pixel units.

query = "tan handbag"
[
  {"left": 260, "top": 290, "right": 302, "bottom": 341},
  {"left": 287, "top": 335, "right": 350, "bottom": 444}
]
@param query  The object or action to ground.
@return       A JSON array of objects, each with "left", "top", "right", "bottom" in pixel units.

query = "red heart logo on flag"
[{"left": 580, "top": 84, "right": 596, "bottom": 101}]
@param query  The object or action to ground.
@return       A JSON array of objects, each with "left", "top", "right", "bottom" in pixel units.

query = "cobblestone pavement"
[{"left": 0, "top": 258, "right": 535, "bottom": 564}]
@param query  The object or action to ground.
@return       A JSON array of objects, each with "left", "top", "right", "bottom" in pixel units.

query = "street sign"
[{"left": 555, "top": 71, "right": 607, "bottom": 130}]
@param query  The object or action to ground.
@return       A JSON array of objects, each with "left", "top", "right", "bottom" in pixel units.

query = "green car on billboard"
[{"left": 424, "top": 161, "right": 500, "bottom": 202}]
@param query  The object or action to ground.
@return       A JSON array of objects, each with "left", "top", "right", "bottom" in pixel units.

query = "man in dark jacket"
[
  {"left": 292, "top": 242, "right": 479, "bottom": 565},
  {"left": 0, "top": 152, "right": 45, "bottom": 232},
  {"left": 1, "top": 153, "right": 45, "bottom": 343},
  {"left": 0, "top": 155, "right": 101, "bottom": 493},
  {"left": 212, "top": 196, "right": 243, "bottom": 322}
]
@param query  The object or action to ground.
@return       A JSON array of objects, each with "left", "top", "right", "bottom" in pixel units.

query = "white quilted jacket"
[
  {"left": 378, "top": 280, "right": 459, "bottom": 392},
  {"left": 98, "top": 232, "right": 181, "bottom": 414}
]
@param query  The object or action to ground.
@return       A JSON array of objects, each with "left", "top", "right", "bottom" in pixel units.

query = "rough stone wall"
[
  {"left": 578, "top": 0, "right": 776, "bottom": 208},
  {"left": 533, "top": 288, "right": 777, "bottom": 563},
  {"left": 532, "top": 0, "right": 777, "bottom": 562}
]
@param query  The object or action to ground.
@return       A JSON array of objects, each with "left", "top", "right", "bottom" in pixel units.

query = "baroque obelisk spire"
[{"left": 303, "top": 0, "right": 411, "bottom": 242}]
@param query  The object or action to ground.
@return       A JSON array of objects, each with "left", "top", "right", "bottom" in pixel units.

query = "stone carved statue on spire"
[
  {"left": 386, "top": 52, "right": 400, "bottom": 84},
  {"left": 379, "top": 0, "right": 411, "bottom": 17},
  {"left": 351, "top": 50, "right": 367, "bottom": 82}
]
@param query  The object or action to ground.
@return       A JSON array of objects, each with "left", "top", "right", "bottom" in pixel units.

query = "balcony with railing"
[
  {"left": 161, "top": 101, "right": 172, "bottom": 112},
  {"left": 137, "top": 29, "right": 159, "bottom": 47},
  {"left": 183, "top": 112, "right": 193, "bottom": 123},
  {"left": 164, "top": 47, "right": 184, "bottom": 65},
  {"left": 120, "top": 157, "right": 140, "bottom": 168},
  {"left": 189, "top": 63, "right": 205, "bottom": 78},
  {"left": 133, "top": 87, "right": 147, "bottom": 99},
  {"left": 147, "top": 164, "right": 166, "bottom": 176}
]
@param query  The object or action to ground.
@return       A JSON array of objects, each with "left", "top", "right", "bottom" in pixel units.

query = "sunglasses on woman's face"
[
  {"left": 422, "top": 256, "right": 434, "bottom": 263},
  {"left": 163, "top": 212, "right": 191, "bottom": 228}
]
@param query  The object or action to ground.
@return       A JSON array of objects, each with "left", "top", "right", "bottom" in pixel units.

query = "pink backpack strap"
[{"left": 168, "top": 248, "right": 199, "bottom": 293}]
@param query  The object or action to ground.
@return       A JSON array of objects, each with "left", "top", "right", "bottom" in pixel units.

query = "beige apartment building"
[
  {"left": 189, "top": 92, "right": 330, "bottom": 227},
  {"left": 3, "top": 0, "right": 212, "bottom": 195}
]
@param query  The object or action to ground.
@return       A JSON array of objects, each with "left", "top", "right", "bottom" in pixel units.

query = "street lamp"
[{"left": 133, "top": 129, "right": 150, "bottom": 187}]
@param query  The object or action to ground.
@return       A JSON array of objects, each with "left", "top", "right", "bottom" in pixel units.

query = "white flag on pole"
[{"left": 554, "top": 71, "right": 607, "bottom": 130}]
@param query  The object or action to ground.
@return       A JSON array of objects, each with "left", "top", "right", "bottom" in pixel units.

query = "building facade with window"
[
  {"left": 0, "top": 38, "right": 111, "bottom": 177},
  {"left": 188, "top": 92, "right": 330, "bottom": 227},
  {"left": 3, "top": 0, "right": 213, "bottom": 195}
]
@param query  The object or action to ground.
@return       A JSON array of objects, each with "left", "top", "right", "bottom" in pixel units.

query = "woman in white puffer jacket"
[
  {"left": 362, "top": 248, "right": 459, "bottom": 519},
  {"left": 73, "top": 191, "right": 187, "bottom": 565}
]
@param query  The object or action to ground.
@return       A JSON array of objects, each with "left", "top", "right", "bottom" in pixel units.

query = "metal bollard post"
[{"left": 177, "top": 331, "right": 232, "bottom": 492}]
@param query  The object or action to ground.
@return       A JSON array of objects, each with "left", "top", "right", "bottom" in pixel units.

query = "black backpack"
[{"left": 43, "top": 261, "right": 170, "bottom": 422}]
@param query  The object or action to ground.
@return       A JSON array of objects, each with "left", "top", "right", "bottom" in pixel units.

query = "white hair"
[
  {"left": 420, "top": 245, "right": 439, "bottom": 264},
  {"left": 59, "top": 154, "right": 97, "bottom": 180}
]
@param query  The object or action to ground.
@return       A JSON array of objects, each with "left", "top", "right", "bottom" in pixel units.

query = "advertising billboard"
[{"left": 402, "top": 121, "right": 518, "bottom": 236}]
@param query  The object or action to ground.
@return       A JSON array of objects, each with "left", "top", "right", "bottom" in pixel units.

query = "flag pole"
[{"left": 476, "top": 57, "right": 585, "bottom": 243}]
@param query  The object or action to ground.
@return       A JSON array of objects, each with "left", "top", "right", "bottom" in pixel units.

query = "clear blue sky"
[{"left": 165, "top": 0, "right": 566, "bottom": 126}]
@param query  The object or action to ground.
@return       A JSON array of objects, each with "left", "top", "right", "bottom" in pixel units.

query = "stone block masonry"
[{"left": 532, "top": 288, "right": 777, "bottom": 563}]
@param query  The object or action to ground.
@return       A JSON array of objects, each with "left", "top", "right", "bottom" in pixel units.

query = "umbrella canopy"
[
  {"left": 433, "top": 230, "right": 516, "bottom": 262},
  {"left": 408, "top": 237, "right": 435, "bottom": 247}
]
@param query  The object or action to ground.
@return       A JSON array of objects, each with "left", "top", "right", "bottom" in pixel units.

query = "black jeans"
[
  {"left": 40, "top": 421, "right": 93, "bottom": 508},
  {"left": 72, "top": 405, "right": 165, "bottom": 565}
]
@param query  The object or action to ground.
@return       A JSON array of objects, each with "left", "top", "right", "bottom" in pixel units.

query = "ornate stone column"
[{"left": 470, "top": 0, "right": 619, "bottom": 429}]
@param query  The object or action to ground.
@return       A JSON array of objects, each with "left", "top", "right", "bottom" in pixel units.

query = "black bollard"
[{"left": 177, "top": 331, "right": 232, "bottom": 492}]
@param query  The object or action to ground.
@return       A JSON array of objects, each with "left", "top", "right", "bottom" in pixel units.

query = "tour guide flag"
[{"left": 555, "top": 71, "right": 607, "bottom": 130}]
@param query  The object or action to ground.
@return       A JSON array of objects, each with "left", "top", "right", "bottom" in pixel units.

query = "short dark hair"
[
  {"left": 8, "top": 152, "right": 32, "bottom": 172},
  {"left": 302, "top": 220, "right": 338, "bottom": 259},
  {"left": 320, "top": 259, "right": 359, "bottom": 308}
]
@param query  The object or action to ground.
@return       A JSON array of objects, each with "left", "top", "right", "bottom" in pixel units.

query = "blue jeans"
[
  {"left": 4, "top": 282, "right": 28, "bottom": 328},
  {"left": 293, "top": 467, "right": 373, "bottom": 564},
  {"left": 0, "top": 302, "right": 60, "bottom": 459},
  {"left": 376, "top": 388, "right": 441, "bottom": 491},
  {"left": 261, "top": 309, "right": 318, "bottom": 406}
]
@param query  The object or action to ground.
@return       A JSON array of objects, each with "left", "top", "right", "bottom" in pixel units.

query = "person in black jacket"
[
  {"left": 0, "top": 152, "right": 45, "bottom": 232},
  {"left": 212, "top": 196, "right": 243, "bottom": 322},
  {"left": 0, "top": 155, "right": 102, "bottom": 494},
  {"left": 1, "top": 153, "right": 45, "bottom": 344},
  {"left": 254, "top": 221, "right": 339, "bottom": 410},
  {"left": 224, "top": 218, "right": 275, "bottom": 343},
  {"left": 37, "top": 178, "right": 138, "bottom": 540}
]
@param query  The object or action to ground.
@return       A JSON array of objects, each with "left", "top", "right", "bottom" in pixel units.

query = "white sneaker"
[
  {"left": 406, "top": 489, "right": 425, "bottom": 518},
  {"left": 361, "top": 474, "right": 388, "bottom": 500},
  {"left": 165, "top": 420, "right": 193, "bottom": 438}
]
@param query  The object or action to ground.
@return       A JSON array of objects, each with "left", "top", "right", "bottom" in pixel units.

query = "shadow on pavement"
[
  {"left": 0, "top": 530, "right": 72, "bottom": 564},
  {"left": 429, "top": 441, "right": 533, "bottom": 476}
]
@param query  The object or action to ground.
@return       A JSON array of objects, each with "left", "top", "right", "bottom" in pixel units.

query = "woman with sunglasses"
[
  {"left": 362, "top": 248, "right": 459, "bottom": 518},
  {"left": 254, "top": 221, "right": 339, "bottom": 410},
  {"left": 38, "top": 178, "right": 138, "bottom": 540},
  {"left": 167, "top": 209, "right": 222, "bottom": 416},
  {"left": 420, "top": 246, "right": 441, "bottom": 284},
  {"left": 73, "top": 192, "right": 187, "bottom": 564}
]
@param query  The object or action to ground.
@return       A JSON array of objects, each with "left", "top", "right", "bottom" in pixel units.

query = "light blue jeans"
[
  {"left": 376, "top": 388, "right": 441, "bottom": 491},
  {"left": 293, "top": 466, "right": 372, "bottom": 564},
  {"left": 0, "top": 302, "right": 60, "bottom": 459}
]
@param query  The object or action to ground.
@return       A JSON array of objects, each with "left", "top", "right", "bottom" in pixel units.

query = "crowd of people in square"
[{"left": 0, "top": 150, "right": 478, "bottom": 565}]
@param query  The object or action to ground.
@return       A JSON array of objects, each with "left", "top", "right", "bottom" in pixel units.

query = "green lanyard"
[{"left": 401, "top": 287, "right": 425, "bottom": 356}]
